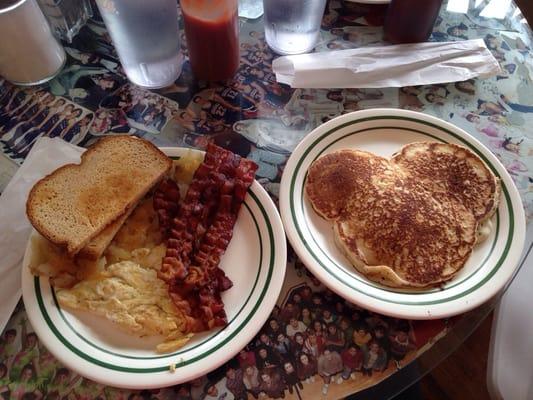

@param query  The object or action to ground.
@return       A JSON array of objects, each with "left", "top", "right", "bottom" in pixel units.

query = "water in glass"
[
  {"left": 95, "top": 0, "right": 183, "bottom": 88},
  {"left": 263, "top": 0, "right": 327, "bottom": 55}
]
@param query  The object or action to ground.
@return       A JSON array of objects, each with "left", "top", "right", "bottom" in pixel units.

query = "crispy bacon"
[
  {"left": 157, "top": 143, "right": 258, "bottom": 332},
  {"left": 153, "top": 178, "right": 181, "bottom": 235}
]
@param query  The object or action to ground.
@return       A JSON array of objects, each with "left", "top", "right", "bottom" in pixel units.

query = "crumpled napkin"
[
  {"left": 0, "top": 138, "right": 83, "bottom": 331},
  {"left": 273, "top": 39, "right": 502, "bottom": 88}
]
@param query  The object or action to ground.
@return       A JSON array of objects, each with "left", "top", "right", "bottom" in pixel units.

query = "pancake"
[
  {"left": 392, "top": 142, "right": 500, "bottom": 224},
  {"left": 305, "top": 149, "right": 391, "bottom": 220},
  {"left": 334, "top": 178, "right": 477, "bottom": 288},
  {"left": 304, "top": 142, "right": 500, "bottom": 288}
]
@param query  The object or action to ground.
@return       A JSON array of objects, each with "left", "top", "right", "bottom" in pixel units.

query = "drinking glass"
[
  {"left": 262, "top": 0, "right": 327, "bottom": 55},
  {"left": 181, "top": 0, "right": 240, "bottom": 82},
  {"left": 37, "top": 0, "right": 93, "bottom": 42},
  {"left": 94, "top": 0, "right": 183, "bottom": 89},
  {"left": 384, "top": 0, "right": 444, "bottom": 44}
]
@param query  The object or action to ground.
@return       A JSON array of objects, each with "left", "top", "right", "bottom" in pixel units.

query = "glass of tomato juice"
[{"left": 180, "top": 0, "right": 240, "bottom": 81}]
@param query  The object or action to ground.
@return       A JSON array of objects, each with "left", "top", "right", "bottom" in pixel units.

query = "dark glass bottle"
[{"left": 383, "top": 0, "right": 444, "bottom": 44}]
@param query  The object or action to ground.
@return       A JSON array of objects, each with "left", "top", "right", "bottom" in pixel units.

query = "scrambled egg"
[
  {"left": 56, "top": 261, "right": 192, "bottom": 352},
  {"left": 52, "top": 197, "right": 191, "bottom": 352}
]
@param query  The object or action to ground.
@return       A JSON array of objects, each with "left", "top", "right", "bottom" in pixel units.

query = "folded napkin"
[
  {"left": 0, "top": 138, "right": 83, "bottom": 331},
  {"left": 273, "top": 39, "right": 502, "bottom": 88}
]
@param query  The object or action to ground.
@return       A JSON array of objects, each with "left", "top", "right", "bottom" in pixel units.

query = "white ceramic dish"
[
  {"left": 22, "top": 147, "right": 287, "bottom": 389},
  {"left": 279, "top": 108, "right": 525, "bottom": 320}
]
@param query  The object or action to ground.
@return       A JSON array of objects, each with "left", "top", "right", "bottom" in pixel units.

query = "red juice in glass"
[
  {"left": 383, "top": 0, "right": 443, "bottom": 44},
  {"left": 181, "top": 0, "right": 239, "bottom": 81}
]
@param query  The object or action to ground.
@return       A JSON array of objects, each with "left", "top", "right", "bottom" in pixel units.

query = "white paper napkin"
[
  {"left": 273, "top": 39, "right": 502, "bottom": 88},
  {"left": 0, "top": 138, "right": 83, "bottom": 332}
]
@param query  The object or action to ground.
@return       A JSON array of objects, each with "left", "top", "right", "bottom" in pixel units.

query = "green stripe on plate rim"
[
  {"left": 289, "top": 115, "right": 514, "bottom": 306},
  {"left": 300, "top": 126, "right": 500, "bottom": 293},
  {"left": 35, "top": 189, "right": 276, "bottom": 372}
]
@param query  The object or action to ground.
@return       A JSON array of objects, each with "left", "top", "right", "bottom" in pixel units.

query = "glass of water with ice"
[
  {"left": 94, "top": 0, "right": 183, "bottom": 89},
  {"left": 263, "top": 0, "right": 327, "bottom": 55}
]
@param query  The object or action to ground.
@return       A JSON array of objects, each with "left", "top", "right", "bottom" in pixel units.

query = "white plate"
[
  {"left": 22, "top": 147, "right": 287, "bottom": 389},
  {"left": 279, "top": 109, "right": 526, "bottom": 320}
]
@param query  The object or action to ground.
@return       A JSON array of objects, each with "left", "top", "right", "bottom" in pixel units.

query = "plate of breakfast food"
[
  {"left": 21, "top": 136, "right": 286, "bottom": 389},
  {"left": 280, "top": 108, "right": 525, "bottom": 320}
]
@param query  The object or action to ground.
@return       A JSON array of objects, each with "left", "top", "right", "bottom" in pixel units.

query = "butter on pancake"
[{"left": 305, "top": 142, "right": 500, "bottom": 289}]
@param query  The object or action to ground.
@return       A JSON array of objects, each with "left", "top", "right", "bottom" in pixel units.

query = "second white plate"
[{"left": 279, "top": 109, "right": 525, "bottom": 320}]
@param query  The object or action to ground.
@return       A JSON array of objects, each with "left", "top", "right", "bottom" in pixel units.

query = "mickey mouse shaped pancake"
[{"left": 305, "top": 142, "right": 500, "bottom": 288}]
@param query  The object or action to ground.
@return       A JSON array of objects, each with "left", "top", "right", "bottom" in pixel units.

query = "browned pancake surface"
[
  {"left": 393, "top": 142, "right": 500, "bottom": 223},
  {"left": 336, "top": 175, "right": 476, "bottom": 286},
  {"left": 305, "top": 149, "right": 389, "bottom": 219},
  {"left": 304, "top": 142, "right": 500, "bottom": 288}
]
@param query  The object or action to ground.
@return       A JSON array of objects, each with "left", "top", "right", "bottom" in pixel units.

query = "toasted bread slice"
[
  {"left": 27, "top": 135, "right": 172, "bottom": 255},
  {"left": 305, "top": 142, "right": 500, "bottom": 288},
  {"left": 77, "top": 206, "right": 136, "bottom": 260}
]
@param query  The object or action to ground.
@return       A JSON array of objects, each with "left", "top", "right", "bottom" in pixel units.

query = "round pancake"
[
  {"left": 392, "top": 142, "right": 500, "bottom": 224},
  {"left": 305, "top": 149, "right": 390, "bottom": 220},
  {"left": 334, "top": 175, "right": 477, "bottom": 288}
]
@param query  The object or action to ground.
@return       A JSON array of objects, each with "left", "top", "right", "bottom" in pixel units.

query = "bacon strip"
[
  {"left": 153, "top": 178, "right": 181, "bottom": 236},
  {"left": 159, "top": 148, "right": 226, "bottom": 282},
  {"left": 157, "top": 144, "right": 258, "bottom": 331}
]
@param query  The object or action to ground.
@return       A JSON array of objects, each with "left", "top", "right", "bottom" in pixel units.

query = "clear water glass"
[
  {"left": 263, "top": 0, "right": 327, "bottom": 55},
  {"left": 94, "top": 0, "right": 183, "bottom": 89},
  {"left": 37, "top": 0, "right": 93, "bottom": 43}
]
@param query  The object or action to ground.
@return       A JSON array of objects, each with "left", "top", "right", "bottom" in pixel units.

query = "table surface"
[{"left": 1, "top": 0, "right": 532, "bottom": 399}]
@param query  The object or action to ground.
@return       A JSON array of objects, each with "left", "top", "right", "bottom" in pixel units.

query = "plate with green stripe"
[
  {"left": 279, "top": 108, "right": 525, "bottom": 320},
  {"left": 22, "top": 147, "right": 286, "bottom": 389}
]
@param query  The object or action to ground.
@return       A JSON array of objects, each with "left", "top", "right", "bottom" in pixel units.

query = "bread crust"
[{"left": 26, "top": 135, "right": 172, "bottom": 255}]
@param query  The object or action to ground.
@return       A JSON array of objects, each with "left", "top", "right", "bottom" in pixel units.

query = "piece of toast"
[
  {"left": 27, "top": 135, "right": 172, "bottom": 255},
  {"left": 76, "top": 206, "right": 135, "bottom": 260}
]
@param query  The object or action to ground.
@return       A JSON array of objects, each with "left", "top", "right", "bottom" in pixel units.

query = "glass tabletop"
[{"left": 0, "top": 0, "right": 532, "bottom": 399}]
